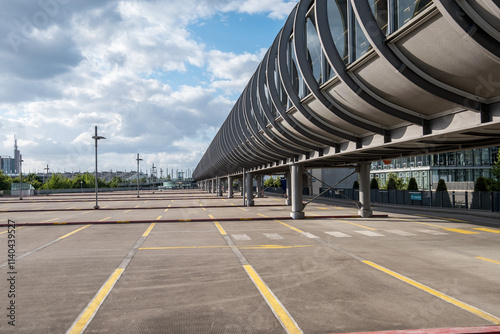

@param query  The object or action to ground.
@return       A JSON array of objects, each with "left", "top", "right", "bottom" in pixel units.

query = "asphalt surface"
[{"left": 0, "top": 189, "right": 499, "bottom": 333}]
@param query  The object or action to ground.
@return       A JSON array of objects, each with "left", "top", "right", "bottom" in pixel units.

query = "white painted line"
[
  {"left": 325, "top": 231, "right": 352, "bottom": 238},
  {"left": 302, "top": 232, "right": 319, "bottom": 239},
  {"left": 232, "top": 234, "right": 251, "bottom": 241},
  {"left": 263, "top": 233, "right": 284, "bottom": 240},
  {"left": 355, "top": 231, "right": 384, "bottom": 237},
  {"left": 418, "top": 229, "right": 447, "bottom": 235},
  {"left": 386, "top": 230, "right": 416, "bottom": 236}
]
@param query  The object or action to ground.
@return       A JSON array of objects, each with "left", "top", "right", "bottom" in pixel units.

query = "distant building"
[{"left": 0, "top": 136, "right": 21, "bottom": 175}]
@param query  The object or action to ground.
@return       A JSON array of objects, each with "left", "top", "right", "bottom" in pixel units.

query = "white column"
[
  {"left": 358, "top": 162, "right": 373, "bottom": 218},
  {"left": 290, "top": 164, "right": 304, "bottom": 219},
  {"left": 285, "top": 172, "right": 292, "bottom": 206},
  {"left": 246, "top": 172, "right": 254, "bottom": 206},
  {"left": 228, "top": 175, "right": 234, "bottom": 198}
]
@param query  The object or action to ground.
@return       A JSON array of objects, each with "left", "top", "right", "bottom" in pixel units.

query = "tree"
[
  {"left": 491, "top": 150, "right": 500, "bottom": 180},
  {"left": 407, "top": 178, "right": 419, "bottom": 191},
  {"left": 434, "top": 179, "right": 452, "bottom": 207},
  {"left": 109, "top": 176, "right": 123, "bottom": 188},
  {"left": 436, "top": 179, "right": 448, "bottom": 192},
  {"left": 47, "top": 173, "right": 72, "bottom": 189},
  {"left": 384, "top": 173, "right": 406, "bottom": 190},
  {"left": 352, "top": 180, "right": 359, "bottom": 189},
  {"left": 24, "top": 173, "right": 43, "bottom": 189},
  {"left": 264, "top": 176, "right": 277, "bottom": 188},
  {"left": 474, "top": 176, "right": 489, "bottom": 192},
  {"left": 471, "top": 176, "right": 492, "bottom": 210},
  {"left": 0, "top": 172, "right": 11, "bottom": 191},
  {"left": 370, "top": 177, "right": 379, "bottom": 189}
]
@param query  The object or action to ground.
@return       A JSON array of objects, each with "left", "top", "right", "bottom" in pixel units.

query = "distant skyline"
[{"left": 0, "top": 0, "right": 298, "bottom": 173}]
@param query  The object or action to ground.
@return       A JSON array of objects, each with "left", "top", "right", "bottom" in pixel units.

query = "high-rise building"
[
  {"left": 0, "top": 136, "right": 21, "bottom": 175},
  {"left": 14, "top": 136, "right": 20, "bottom": 174}
]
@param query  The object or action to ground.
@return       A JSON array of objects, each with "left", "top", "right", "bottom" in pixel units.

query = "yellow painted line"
[
  {"left": 230, "top": 203, "right": 236, "bottom": 206},
  {"left": 208, "top": 214, "right": 215, "bottom": 219},
  {"left": 140, "top": 244, "right": 311, "bottom": 250},
  {"left": 41, "top": 218, "right": 60, "bottom": 223},
  {"left": 317, "top": 207, "right": 328, "bottom": 210},
  {"left": 275, "top": 220, "right": 304, "bottom": 233},
  {"left": 202, "top": 208, "right": 207, "bottom": 211},
  {"left": 0, "top": 226, "right": 25, "bottom": 235},
  {"left": 102, "top": 206, "right": 109, "bottom": 209},
  {"left": 363, "top": 260, "right": 500, "bottom": 324},
  {"left": 473, "top": 228, "right": 500, "bottom": 234},
  {"left": 240, "top": 245, "right": 313, "bottom": 250},
  {"left": 135, "top": 205, "right": 140, "bottom": 208},
  {"left": 59, "top": 225, "right": 91, "bottom": 240},
  {"left": 244, "top": 265, "right": 302, "bottom": 333},
  {"left": 123, "top": 210, "right": 132, "bottom": 213},
  {"left": 443, "top": 228, "right": 479, "bottom": 235},
  {"left": 476, "top": 257, "right": 500, "bottom": 265},
  {"left": 164, "top": 208, "right": 169, "bottom": 212},
  {"left": 258, "top": 214, "right": 268, "bottom": 218},
  {"left": 142, "top": 223, "right": 156, "bottom": 237},
  {"left": 168, "top": 204, "right": 172, "bottom": 207},
  {"left": 99, "top": 217, "right": 112, "bottom": 222},
  {"left": 68, "top": 268, "right": 124, "bottom": 334},
  {"left": 179, "top": 219, "right": 191, "bottom": 222},
  {"left": 419, "top": 214, "right": 469, "bottom": 223},
  {"left": 214, "top": 221, "right": 227, "bottom": 235},
  {"left": 199, "top": 203, "right": 203, "bottom": 207},
  {"left": 335, "top": 219, "right": 377, "bottom": 231},
  {"left": 155, "top": 216, "right": 162, "bottom": 221}
]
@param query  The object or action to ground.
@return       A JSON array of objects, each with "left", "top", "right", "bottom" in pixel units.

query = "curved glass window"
[
  {"left": 327, "top": 0, "right": 349, "bottom": 65},
  {"left": 263, "top": 82, "right": 277, "bottom": 121},
  {"left": 368, "top": 0, "right": 388, "bottom": 35},
  {"left": 275, "top": 57, "right": 288, "bottom": 111},
  {"left": 287, "top": 37, "right": 309, "bottom": 99},
  {"left": 397, "top": 0, "right": 432, "bottom": 28},
  {"left": 306, "top": 16, "right": 323, "bottom": 84},
  {"left": 354, "top": 16, "right": 371, "bottom": 60}
]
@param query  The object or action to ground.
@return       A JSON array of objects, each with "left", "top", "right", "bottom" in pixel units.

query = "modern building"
[
  {"left": 370, "top": 146, "right": 499, "bottom": 190},
  {"left": 0, "top": 136, "right": 21, "bottom": 175}
]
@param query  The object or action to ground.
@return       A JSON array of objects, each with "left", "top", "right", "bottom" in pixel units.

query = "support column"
[
  {"left": 290, "top": 164, "right": 304, "bottom": 219},
  {"left": 256, "top": 175, "right": 263, "bottom": 197},
  {"left": 217, "top": 177, "right": 222, "bottom": 197},
  {"left": 211, "top": 179, "right": 215, "bottom": 194},
  {"left": 358, "top": 162, "right": 373, "bottom": 218},
  {"left": 228, "top": 175, "right": 234, "bottom": 198},
  {"left": 285, "top": 172, "right": 292, "bottom": 206},
  {"left": 246, "top": 172, "right": 254, "bottom": 207}
]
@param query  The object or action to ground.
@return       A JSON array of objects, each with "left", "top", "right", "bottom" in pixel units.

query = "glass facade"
[
  {"left": 370, "top": 147, "right": 499, "bottom": 190},
  {"left": 397, "top": 0, "right": 433, "bottom": 28}
]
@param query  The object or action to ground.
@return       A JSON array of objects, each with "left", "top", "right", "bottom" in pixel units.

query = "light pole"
[
  {"left": 151, "top": 163, "right": 156, "bottom": 194},
  {"left": 136, "top": 153, "right": 143, "bottom": 198},
  {"left": 92, "top": 126, "right": 106, "bottom": 209},
  {"left": 19, "top": 155, "right": 24, "bottom": 200},
  {"left": 44, "top": 164, "right": 50, "bottom": 195},
  {"left": 80, "top": 180, "right": 83, "bottom": 193}
]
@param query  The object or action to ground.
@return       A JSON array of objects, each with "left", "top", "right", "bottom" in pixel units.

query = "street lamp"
[
  {"left": 44, "top": 164, "right": 50, "bottom": 195},
  {"left": 151, "top": 163, "right": 156, "bottom": 194},
  {"left": 92, "top": 126, "right": 106, "bottom": 209},
  {"left": 80, "top": 180, "right": 83, "bottom": 193},
  {"left": 19, "top": 155, "right": 24, "bottom": 200},
  {"left": 136, "top": 153, "right": 143, "bottom": 198}
]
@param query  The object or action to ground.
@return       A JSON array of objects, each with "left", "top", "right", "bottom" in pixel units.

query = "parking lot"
[{"left": 1, "top": 190, "right": 500, "bottom": 333}]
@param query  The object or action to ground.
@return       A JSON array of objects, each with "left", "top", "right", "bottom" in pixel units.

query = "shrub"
[{"left": 407, "top": 177, "right": 418, "bottom": 191}]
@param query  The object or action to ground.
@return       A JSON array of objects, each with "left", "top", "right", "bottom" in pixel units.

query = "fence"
[{"left": 315, "top": 188, "right": 500, "bottom": 212}]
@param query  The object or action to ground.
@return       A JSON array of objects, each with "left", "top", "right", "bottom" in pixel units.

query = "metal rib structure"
[{"left": 193, "top": 0, "right": 500, "bottom": 182}]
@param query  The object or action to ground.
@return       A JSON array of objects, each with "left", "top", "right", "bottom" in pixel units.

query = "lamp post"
[
  {"left": 19, "top": 155, "right": 24, "bottom": 200},
  {"left": 44, "top": 164, "right": 50, "bottom": 195},
  {"left": 80, "top": 180, "right": 83, "bottom": 193},
  {"left": 136, "top": 153, "right": 143, "bottom": 198},
  {"left": 151, "top": 163, "right": 156, "bottom": 194},
  {"left": 92, "top": 126, "right": 106, "bottom": 209}
]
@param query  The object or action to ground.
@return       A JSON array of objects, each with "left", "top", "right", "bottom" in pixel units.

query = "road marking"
[
  {"left": 155, "top": 215, "right": 162, "bottom": 220},
  {"left": 418, "top": 229, "right": 448, "bottom": 235},
  {"left": 68, "top": 269, "right": 124, "bottom": 334},
  {"left": 59, "top": 225, "right": 91, "bottom": 240},
  {"left": 335, "top": 219, "right": 377, "bottom": 231},
  {"left": 317, "top": 207, "right": 328, "bottom": 210},
  {"left": 443, "top": 228, "right": 479, "bottom": 235},
  {"left": 363, "top": 260, "right": 500, "bottom": 324},
  {"left": 238, "top": 207, "right": 248, "bottom": 211},
  {"left": 202, "top": 208, "right": 207, "bottom": 211},
  {"left": 263, "top": 233, "right": 284, "bottom": 240},
  {"left": 0, "top": 227, "right": 25, "bottom": 235},
  {"left": 123, "top": 210, "right": 132, "bottom": 213},
  {"left": 99, "top": 217, "right": 111, "bottom": 222},
  {"left": 209, "top": 214, "right": 215, "bottom": 219},
  {"left": 214, "top": 222, "right": 226, "bottom": 235},
  {"left": 164, "top": 208, "right": 169, "bottom": 212},
  {"left": 302, "top": 232, "right": 319, "bottom": 239},
  {"left": 275, "top": 220, "right": 303, "bottom": 233},
  {"left": 473, "top": 228, "right": 500, "bottom": 234},
  {"left": 135, "top": 205, "right": 140, "bottom": 208},
  {"left": 41, "top": 218, "right": 60, "bottom": 223},
  {"left": 476, "top": 257, "right": 500, "bottom": 265},
  {"left": 140, "top": 245, "right": 313, "bottom": 251},
  {"left": 355, "top": 231, "right": 384, "bottom": 237},
  {"left": 142, "top": 223, "right": 156, "bottom": 237},
  {"left": 232, "top": 234, "right": 251, "bottom": 241},
  {"left": 325, "top": 231, "right": 351, "bottom": 238},
  {"left": 386, "top": 230, "right": 416, "bottom": 236},
  {"left": 244, "top": 265, "right": 303, "bottom": 334},
  {"left": 258, "top": 214, "right": 268, "bottom": 218}
]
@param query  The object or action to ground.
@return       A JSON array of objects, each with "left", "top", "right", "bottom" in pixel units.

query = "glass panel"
[
  {"left": 288, "top": 37, "right": 308, "bottom": 99},
  {"left": 275, "top": 57, "right": 288, "bottom": 111},
  {"left": 397, "top": 0, "right": 433, "bottom": 29},
  {"left": 327, "top": 0, "right": 349, "bottom": 65},
  {"left": 306, "top": 16, "right": 323, "bottom": 84},
  {"left": 354, "top": 16, "right": 371, "bottom": 60},
  {"left": 368, "top": 0, "right": 389, "bottom": 35}
]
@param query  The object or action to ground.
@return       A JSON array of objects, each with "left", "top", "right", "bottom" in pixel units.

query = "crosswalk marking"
[
  {"left": 325, "top": 231, "right": 351, "bottom": 238},
  {"left": 386, "top": 230, "right": 416, "bottom": 236},
  {"left": 232, "top": 234, "right": 251, "bottom": 241},
  {"left": 302, "top": 232, "right": 319, "bottom": 239},
  {"left": 355, "top": 231, "right": 384, "bottom": 237},
  {"left": 418, "top": 229, "right": 448, "bottom": 235},
  {"left": 263, "top": 233, "right": 284, "bottom": 240}
]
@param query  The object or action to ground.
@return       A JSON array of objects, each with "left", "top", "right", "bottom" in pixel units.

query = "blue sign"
[{"left": 410, "top": 193, "right": 422, "bottom": 201}]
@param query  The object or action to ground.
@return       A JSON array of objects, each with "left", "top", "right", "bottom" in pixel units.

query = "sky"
[{"left": 0, "top": 0, "right": 298, "bottom": 175}]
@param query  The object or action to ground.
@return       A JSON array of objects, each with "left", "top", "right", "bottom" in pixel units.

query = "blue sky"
[{"left": 0, "top": 0, "right": 297, "bottom": 174}]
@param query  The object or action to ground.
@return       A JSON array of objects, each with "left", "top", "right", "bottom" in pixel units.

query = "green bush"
[
  {"left": 370, "top": 178, "right": 379, "bottom": 189},
  {"left": 353, "top": 180, "right": 359, "bottom": 189},
  {"left": 474, "top": 176, "right": 489, "bottom": 192},
  {"left": 407, "top": 177, "right": 419, "bottom": 191}
]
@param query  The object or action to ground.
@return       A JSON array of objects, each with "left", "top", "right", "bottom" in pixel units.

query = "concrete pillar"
[
  {"left": 290, "top": 164, "right": 304, "bottom": 219},
  {"left": 285, "top": 172, "right": 292, "bottom": 206},
  {"left": 217, "top": 177, "right": 222, "bottom": 197},
  {"left": 246, "top": 172, "right": 254, "bottom": 206},
  {"left": 211, "top": 179, "right": 215, "bottom": 194},
  {"left": 256, "top": 175, "right": 263, "bottom": 197},
  {"left": 228, "top": 175, "right": 234, "bottom": 198},
  {"left": 358, "top": 162, "right": 373, "bottom": 218}
]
